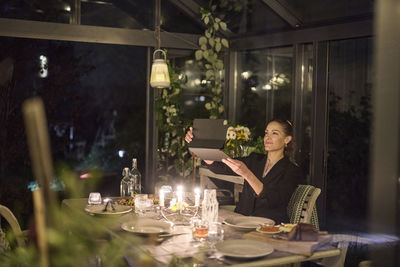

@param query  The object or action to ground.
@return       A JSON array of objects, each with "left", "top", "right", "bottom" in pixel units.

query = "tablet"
[
  {"left": 188, "top": 147, "right": 230, "bottom": 161},
  {"left": 188, "top": 119, "right": 230, "bottom": 161}
]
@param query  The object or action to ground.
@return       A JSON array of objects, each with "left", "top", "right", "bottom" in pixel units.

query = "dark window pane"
[
  {"left": 279, "top": 0, "right": 373, "bottom": 26},
  {"left": 0, "top": 0, "right": 70, "bottom": 23},
  {"left": 326, "top": 37, "right": 372, "bottom": 232},
  {"left": 0, "top": 36, "right": 147, "bottom": 227},
  {"left": 297, "top": 44, "right": 314, "bottom": 180},
  {"left": 237, "top": 46, "right": 293, "bottom": 137},
  {"left": 169, "top": 50, "right": 215, "bottom": 119},
  {"left": 81, "top": 0, "right": 153, "bottom": 29},
  {"left": 161, "top": 0, "right": 203, "bottom": 34}
]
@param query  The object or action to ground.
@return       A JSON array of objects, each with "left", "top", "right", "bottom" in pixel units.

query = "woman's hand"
[
  {"left": 222, "top": 157, "right": 263, "bottom": 195},
  {"left": 185, "top": 127, "right": 194, "bottom": 143},
  {"left": 185, "top": 126, "right": 214, "bottom": 165},
  {"left": 221, "top": 158, "right": 251, "bottom": 177}
]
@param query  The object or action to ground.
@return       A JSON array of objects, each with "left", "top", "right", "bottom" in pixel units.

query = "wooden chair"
[
  {"left": 0, "top": 204, "right": 26, "bottom": 248},
  {"left": 287, "top": 184, "right": 321, "bottom": 230},
  {"left": 199, "top": 167, "right": 244, "bottom": 203}
]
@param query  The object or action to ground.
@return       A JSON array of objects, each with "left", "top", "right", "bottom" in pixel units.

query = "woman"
[{"left": 185, "top": 119, "right": 304, "bottom": 223}]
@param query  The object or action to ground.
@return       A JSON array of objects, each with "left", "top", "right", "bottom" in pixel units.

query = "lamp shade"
[{"left": 150, "top": 49, "right": 170, "bottom": 88}]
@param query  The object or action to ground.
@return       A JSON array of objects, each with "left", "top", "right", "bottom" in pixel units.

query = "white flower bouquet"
[{"left": 224, "top": 125, "right": 251, "bottom": 157}]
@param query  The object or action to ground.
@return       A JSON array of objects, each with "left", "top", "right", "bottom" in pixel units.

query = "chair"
[
  {"left": 287, "top": 184, "right": 321, "bottom": 230},
  {"left": 199, "top": 167, "right": 244, "bottom": 203},
  {"left": 0, "top": 204, "right": 26, "bottom": 248}
]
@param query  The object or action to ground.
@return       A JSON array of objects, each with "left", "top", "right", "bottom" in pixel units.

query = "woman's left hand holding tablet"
[{"left": 222, "top": 158, "right": 250, "bottom": 177}]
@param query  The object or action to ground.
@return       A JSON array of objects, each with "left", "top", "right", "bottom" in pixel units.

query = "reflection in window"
[
  {"left": 297, "top": 44, "right": 314, "bottom": 180},
  {"left": 326, "top": 37, "right": 372, "bottom": 232},
  {"left": 81, "top": 0, "right": 153, "bottom": 29},
  {"left": 0, "top": 37, "right": 147, "bottom": 227},
  {"left": 0, "top": 0, "right": 70, "bottom": 23},
  {"left": 170, "top": 50, "right": 214, "bottom": 119},
  {"left": 237, "top": 46, "right": 293, "bottom": 137}
]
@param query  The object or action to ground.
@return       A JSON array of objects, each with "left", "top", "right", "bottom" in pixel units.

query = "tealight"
[{"left": 88, "top": 192, "right": 102, "bottom": 205}]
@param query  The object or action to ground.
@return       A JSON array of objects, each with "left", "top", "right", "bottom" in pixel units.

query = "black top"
[{"left": 207, "top": 153, "right": 304, "bottom": 223}]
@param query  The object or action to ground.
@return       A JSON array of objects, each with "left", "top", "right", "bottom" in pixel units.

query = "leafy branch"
[
  {"left": 195, "top": 4, "right": 229, "bottom": 119},
  {"left": 156, "top": 56, "right": 192, "bottom": 180}
]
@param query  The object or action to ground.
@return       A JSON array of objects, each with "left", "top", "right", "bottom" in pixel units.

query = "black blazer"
[{"left": 207, "top": 153, "right": 304, "bottom": 223}]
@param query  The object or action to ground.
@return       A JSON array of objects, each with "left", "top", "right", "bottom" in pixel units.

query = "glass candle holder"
[{"left": 88, "top": 192, "right": 102, "bottom": 205}]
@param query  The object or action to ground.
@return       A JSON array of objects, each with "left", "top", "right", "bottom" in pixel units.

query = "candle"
[
  {"left": 177, "top": 185, "right": 183, "bottom": 211},
  {"left": 159, "top": 189, "right": 165, "bottom": 207},
  {"left": 194, "top": 187, "right": 200, "bottom": 207},
  {"left": 170, "top": 198, "right": 176, "bottom": 208}
]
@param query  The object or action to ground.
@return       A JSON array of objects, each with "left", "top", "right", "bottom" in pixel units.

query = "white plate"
[
  {"left": 256, "top": 225, "right": 282, "bottom": 234},
  {"left": 121, "top": 219, "right": 173, "bottom": 234},
  {"left": 216, "top": 239, "right": 274, "bottom": 258},
  {"left": 85, "top": 204, "right": 132, "bottom": 215},
  {"left": 223, "top": 216, "right": 275, "bottom": 231}
]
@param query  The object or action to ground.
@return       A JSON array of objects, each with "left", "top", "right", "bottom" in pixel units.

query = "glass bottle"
[
  {"left": 201, "top": 189, "right": 219, "bottom": 224},
  {"left": 120, "top": 167, "right": 133, "bottom": 197},
  {"left": 130, "top": 158, "right": 142, "bottom": 194}
]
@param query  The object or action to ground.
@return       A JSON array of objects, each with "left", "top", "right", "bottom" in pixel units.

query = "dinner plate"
[
  {"left": 121, "top": 218, "right": 173, "bottom": 234},
  {"left": 216, "top": 239, "right": 274, "bottom": 258},
  {"left": 223, "top": 216, "right": 275, "bottom": 231},
  {"left": 256, "top": 225, "right": 282, "bottom": 234},
  {"left": 85, "top": 204, "right": 132, "bottom": 215}
]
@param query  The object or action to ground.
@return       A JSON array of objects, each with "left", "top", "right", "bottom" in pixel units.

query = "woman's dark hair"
[{"left": 269, "top": 118, "right": 296, "bottom": 158}]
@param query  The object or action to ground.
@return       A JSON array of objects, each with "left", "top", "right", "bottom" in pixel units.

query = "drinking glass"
[
  {"left": 207, "top": 222, "right": 224, "bottom": 248},
  {"left": 134, "top": 194, "right": 148, "bottom": 215},
  {"left": 191, "top": 217, "right": 209, "bottom": 242}
]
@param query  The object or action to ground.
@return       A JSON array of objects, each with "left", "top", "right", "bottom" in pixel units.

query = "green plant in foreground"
[{"left": 0, "top": 165, "right": 153, "bottom": 266}]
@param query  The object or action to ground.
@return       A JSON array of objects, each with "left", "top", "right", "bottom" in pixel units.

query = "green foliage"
[
  {"left": 196, "top": 2, "right": 229, "bottom": 119},
  {"left": 0, "top": 166, "right": 150, "bottom": 266},
  {"left": 249, "top": 136, "right": 267, "bottom": 154},
  {"left": 156, "top": 56, "right": 192, "bottom": 181}
]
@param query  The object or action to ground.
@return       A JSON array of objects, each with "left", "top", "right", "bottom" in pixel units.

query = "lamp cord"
[
  {"left": 153, "top": 26, "right": 199, "bottom": 52},
  {"left": 156, "top": 25, "right": 161, "bottom": 50}
]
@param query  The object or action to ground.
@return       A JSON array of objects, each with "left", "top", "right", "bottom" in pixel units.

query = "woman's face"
[{"left": 264, "top": 121, "right": 292, "bottom": 154}]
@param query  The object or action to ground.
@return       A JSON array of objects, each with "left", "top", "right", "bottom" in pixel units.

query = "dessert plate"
[{"left": 216, "top": 239, "right": 274, "bottom": 258}]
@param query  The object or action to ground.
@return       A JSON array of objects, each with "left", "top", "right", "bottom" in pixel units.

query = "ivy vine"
[{"left": 195, "top": 4, "right": 229, "bottom": 119}]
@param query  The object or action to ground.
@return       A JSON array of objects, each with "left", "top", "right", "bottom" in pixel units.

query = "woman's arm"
[
  {"left": 221, "top": 158, "right": 264, "bottom": 195},
  {"left": 257, "top": 164, "right": 303, "bottom": 207}
]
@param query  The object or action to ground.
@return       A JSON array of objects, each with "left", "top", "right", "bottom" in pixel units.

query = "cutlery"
[{"left": 158, "top": 232, "right": 188, "bottom": 238}]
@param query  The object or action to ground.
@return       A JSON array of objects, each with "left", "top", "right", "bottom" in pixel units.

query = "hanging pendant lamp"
[{"left": 150, "top": 49, "right": 170, "bottom": 88}]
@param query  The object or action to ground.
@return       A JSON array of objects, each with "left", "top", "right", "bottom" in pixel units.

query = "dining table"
[{"left": 61, "top": 198, "right": 342, "bottom": 266}]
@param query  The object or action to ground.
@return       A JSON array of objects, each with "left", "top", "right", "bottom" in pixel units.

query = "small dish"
[
  {"left": 256, "top": 225, "right": 282, "bottom": 234},
  {"left": 223, "top": 216, "right": 275, "bottom": 231},
  {"left": 84, "top": 204, "right": 132, "bottom": 215}
]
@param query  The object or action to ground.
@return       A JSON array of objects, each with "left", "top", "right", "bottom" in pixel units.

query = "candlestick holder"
[
  {"left": 160, "top": 205, "right": 199, "bottom": 225},
  {"left": 160, "top": 190, "right": 199, "bottom": 225}
]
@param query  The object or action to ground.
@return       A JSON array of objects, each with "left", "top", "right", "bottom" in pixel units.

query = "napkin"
[{"left": 287, "top": 223, "right": 318, "bottom": 241}]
